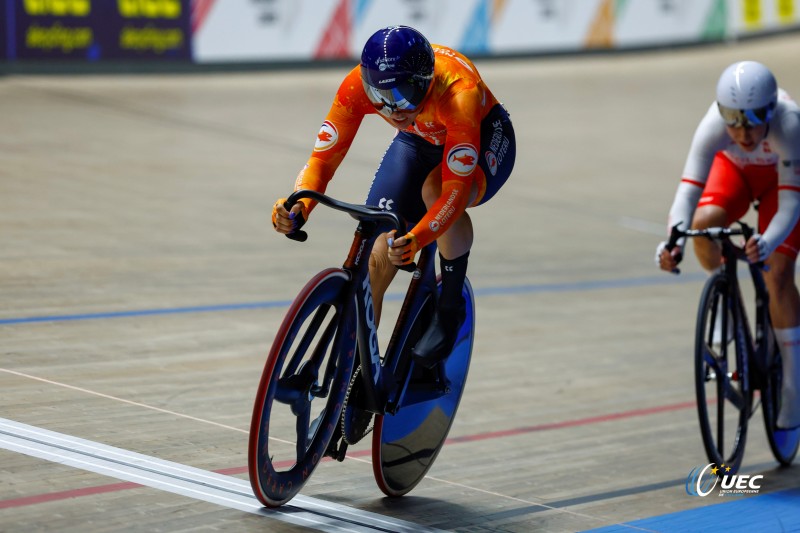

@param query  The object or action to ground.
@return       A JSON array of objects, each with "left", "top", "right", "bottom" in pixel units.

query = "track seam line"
[{"left": 2, "top": 366, "right": 694, "bottom": 527}]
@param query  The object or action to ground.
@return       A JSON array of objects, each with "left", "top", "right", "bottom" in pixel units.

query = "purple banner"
[
  {"left": 8, "top": 0, "right": 191, "bottom": 61},
  {"left": 0, "top": 2, "right": 8, "bottom": 59}
]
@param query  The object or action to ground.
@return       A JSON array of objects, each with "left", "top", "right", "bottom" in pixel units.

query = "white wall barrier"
[
  {"left": 2, "top": 0, "right": 797, "bottom": 64},
  {"left": 192, "top": 0, "right": 800, "bottom": 64}
]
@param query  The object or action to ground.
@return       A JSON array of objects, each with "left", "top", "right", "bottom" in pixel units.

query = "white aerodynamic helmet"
[{"left": 716, "top": 61, "right": 777, "bottom": 127}]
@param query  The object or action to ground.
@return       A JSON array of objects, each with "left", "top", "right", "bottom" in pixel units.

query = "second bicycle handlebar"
[
  {"left": 665, "top": 221, "right": 757, "bottom": 274},
  {"left": 284, "top": 189, "right": 407, "bottom": 243}
]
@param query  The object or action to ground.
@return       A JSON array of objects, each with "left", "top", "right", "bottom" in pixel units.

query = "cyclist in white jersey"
[{"left": 656, "top": 61, "right": 800, "bottom": 429}]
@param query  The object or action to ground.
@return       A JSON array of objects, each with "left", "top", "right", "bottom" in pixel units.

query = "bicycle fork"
[{"left": 716, "top": 274, "right": 753, "bottom": 416}]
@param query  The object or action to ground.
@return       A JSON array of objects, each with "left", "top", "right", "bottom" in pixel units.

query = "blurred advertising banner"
[
  {"left": 0, "top": 4, "right": 6, "bottom": 59},
  {"left": 191, "top": 0, "right": 344, "bottom": 63},
  {"left": 192, "top": 0, "right": 800, "bottom": 65},
  {"left": 4, "top": 0, "right": 191, "bottom": 60},
  {"left": 1, "top": 0, "right": 799, "bottom": 64},
  {"left": 191, "top": 0, "right": 486, "bottom": 63}
]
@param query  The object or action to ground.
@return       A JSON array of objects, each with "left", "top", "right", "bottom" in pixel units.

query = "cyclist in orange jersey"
[{"left": 273, "top": 26, "right": 515, "bottom": 368}]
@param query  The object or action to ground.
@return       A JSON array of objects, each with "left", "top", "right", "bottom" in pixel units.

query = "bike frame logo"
[{"left": 685, "top": 463, "right": 763, "bottom": 497}]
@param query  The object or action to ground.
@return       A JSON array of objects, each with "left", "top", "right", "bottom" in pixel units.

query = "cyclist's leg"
[
  {"left": 421, "top": 165, "right": 475, "bottom": 260},
  {"left": 366, "top": 132, "right": 440, "bottom": 322},
  {"left": 691, "top": 153, "right": 750, "bottom": 271},
  {"left": 420, "top": 164, "right": 476, "bottom": 308},
  {"left": 414, "top": 104, "right": 516, "bottom": 365},
  {"left": 369, "top": 237, "right": 395, "bottom": 325},
  {"left": 766, "top": 254, "right": 800, "bottom": 428},
  {"left": 411, "top": 167, "right": 474, "bottom": 366},
  {"left": 691, "top": 205, "right": 728, "bottom": 269},
  {"left": 760, "top": 192, "right": 800, "bottom": 428},
  {"left": 764, "top": 260, "right": 800, "bottom": 429},
  {"left": 425, "top": 102, "right": 516, "bottom": 306},
  {"left": 765, "top": 254, "right": 800, "bottom": 328}
]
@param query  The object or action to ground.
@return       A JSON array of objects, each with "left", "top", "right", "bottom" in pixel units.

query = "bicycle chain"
[{"left": 340, "top": 365, "right": 374, "bottom": 445}]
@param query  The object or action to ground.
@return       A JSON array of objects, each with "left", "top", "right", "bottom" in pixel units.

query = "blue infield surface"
[{"left": 585, "top": 487, "right": 800, "bottom": 532}]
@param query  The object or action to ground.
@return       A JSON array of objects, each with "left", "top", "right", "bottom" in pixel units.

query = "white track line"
[
  {"left": 0, "top": 367, "right": 626, "bottom": 527},
  {"left": 0, "top": 418, "right": 445, "bottom": 533},
  {"left": 618, "top": 216, "right": 667, "bottom": 236},
  {"left": 0, "top": 368, "right": 249, "bottom": 434}
]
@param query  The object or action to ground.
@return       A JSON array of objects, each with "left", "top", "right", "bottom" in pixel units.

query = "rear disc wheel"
[
  {"left": 763, "top": 338, "right": 800, "bottom": 465},
  {"left": 372, "top": 279, "right": 476, "bottom": 497}
]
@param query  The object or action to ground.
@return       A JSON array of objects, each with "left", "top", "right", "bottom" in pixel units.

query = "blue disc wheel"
[{"left": 372, "top": 279, "right": 476, "bottom": 497}]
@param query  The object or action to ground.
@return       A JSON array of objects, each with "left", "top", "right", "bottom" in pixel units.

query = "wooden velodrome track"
[{"left": 2, "top": 33, "right": 800, "bottom": 532}]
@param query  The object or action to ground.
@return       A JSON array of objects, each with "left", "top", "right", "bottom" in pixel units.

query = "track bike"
[
  {"left": 248, "top": 189, "right": 475, "bottom": 507},
  {"left": 666, "top": 221, "right": 800, "bottom": 473}
]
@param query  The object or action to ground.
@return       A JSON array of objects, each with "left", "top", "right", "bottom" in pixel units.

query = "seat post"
[{"left": 343, "top": 221, "right": 378, "bottom": 271}]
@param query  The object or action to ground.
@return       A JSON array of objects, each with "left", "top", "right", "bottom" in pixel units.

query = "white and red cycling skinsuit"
[{"left": 667, "top": 89, "right": 800, "bottom": 259}]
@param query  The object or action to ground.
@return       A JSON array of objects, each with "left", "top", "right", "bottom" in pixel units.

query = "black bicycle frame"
[
  {"left": 350, "top": 225, "right": 440, "bottom": 415},
  {"left": 348, "top": 218, "right": 390, "bottom": 414},
  {"left": 377, "top": 243, "right": 439, "bottom": 415},
  {"left": 677, "top": 221, "right": 773, "bottom": 392},
  {"left": 748, "top": 260, "right": 774, "bottom": 386},
  {"left": 284, "top": 189, "right": 438, "bottom": 416},
  {"left": 718, "top": 238, "right": 753, "bottom": 398},
  {"left": 721, "top": 232, "right": 778, "bottom": 393}
]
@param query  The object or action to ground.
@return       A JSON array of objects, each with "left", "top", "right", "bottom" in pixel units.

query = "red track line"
[
  {"left": 0, "top": 400, "right": 696, "bottom": 509},
  {"left": 0, "top": 482, "right": 139, "bottom": 509},
  {"left": 445, "top": 400, "right": 698, "bottom": 444}
]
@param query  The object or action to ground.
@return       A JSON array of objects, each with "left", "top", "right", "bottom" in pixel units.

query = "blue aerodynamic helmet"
[{"left": 360, "top": 26, "right": 435, "bottom": 115}]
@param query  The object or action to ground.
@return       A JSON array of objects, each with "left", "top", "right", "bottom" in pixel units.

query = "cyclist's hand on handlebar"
[
  {"left": 655, "top": 241, "right": 682, "bottom": 273},
  {"left": 387, "top": 230, "right": 419, "bottom": 266},
  {"left": 745, "top": 233, "right": 768, "bottom": 263},
  {"left": 272, "top": 198, "right": 307, "bottom": 235}
]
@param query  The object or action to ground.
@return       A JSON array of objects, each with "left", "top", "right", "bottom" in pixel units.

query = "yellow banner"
[
  {"left": 777, "top": 0, "right": 795, "bottom": 23},
  {"left": 742, "top": 0, "right": 762, "bottom": 28}
]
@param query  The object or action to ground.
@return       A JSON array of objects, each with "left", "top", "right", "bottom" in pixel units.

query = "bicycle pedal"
[
  {"left": 323, "top": 437, "right": 348, "bottom": 462},
  {"left": 410, "top": 362, "right": 450, "bottom": 388},
  {"left": 274, "top": 378, "right": 303, "bottom": 405},
  {"left": 275, "top": 367, "right": 315, "bottom": 407},
  {"left": 335, "top": 441, "right": 348, "bottom": 461},
  {"left": 410, "top": 360, "right": 439, "bottom": 381},
  {"left": 410, "top": 379, "right": 450, "bottom": 394}
]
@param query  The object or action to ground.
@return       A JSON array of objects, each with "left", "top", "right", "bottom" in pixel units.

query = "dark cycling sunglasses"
[
  {"left": 717, "top": 102, "right": 775, "bottom": 128},
  {"left": 362, "top": 79, "right": 428, "bottom": 117}
]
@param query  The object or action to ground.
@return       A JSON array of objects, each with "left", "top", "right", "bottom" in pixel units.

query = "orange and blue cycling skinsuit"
[{"left": 293, "top": 45, "right": 515, "bottom": 248}]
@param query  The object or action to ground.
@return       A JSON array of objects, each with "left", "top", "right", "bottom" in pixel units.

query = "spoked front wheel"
[
  {"left": 694, "top": 273, "right": 751, "bottom": 473},
  {"left": 762, "top": 338, "right": 800, "bottom": 466},
  {"left": 372, "top": 278, "right": 476, "bottom": 497},
  {"left": 248, "top": 269, "right": 356, "bottom": 507}
]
